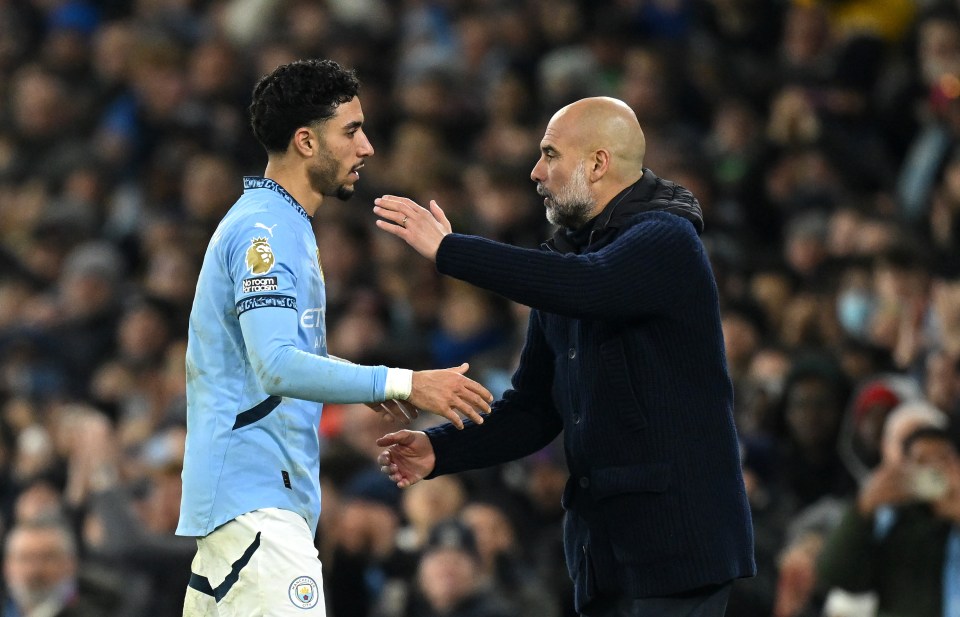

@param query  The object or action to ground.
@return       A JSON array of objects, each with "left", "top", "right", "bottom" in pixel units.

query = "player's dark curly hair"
[{"left": 249, "top": 59, "right": 361, "bottom": 154}]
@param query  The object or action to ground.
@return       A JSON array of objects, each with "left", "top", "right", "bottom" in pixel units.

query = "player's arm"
[
  {"left": 225, "top": 217, "right": 394, "bottom": 403},
  {"left": 240, "top": 306, "right": 395, "bottom": 402},
  {"left": 229, "top": 219, "right": 490, "bottom": 425}
]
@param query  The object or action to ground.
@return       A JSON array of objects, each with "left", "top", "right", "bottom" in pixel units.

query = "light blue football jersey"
[{"left": 177, "top": 177, "right": 388, "bottom": 537}]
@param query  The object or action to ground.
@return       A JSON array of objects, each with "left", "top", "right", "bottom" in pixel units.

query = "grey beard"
[
  {"left": 545, "top": 199, "right": 593, "bottom": 229},
  {"left": 539, "top": 161, "right": 595, "bottom": 229},
  {"left": 540, "top": 190, "right": 594, "bottom": 230}
]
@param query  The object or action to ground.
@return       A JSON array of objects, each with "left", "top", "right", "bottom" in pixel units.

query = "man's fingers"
[
  {"left": 381, "top": 401, "right": 412, "bottom": 425},
  {"left": 376, "top": 431, "right": 408, "bottom": 447},
  {"left": 461, "top": 390, "right": 492, "bottom": 415},
  {"left": 452, "top": 401, "right": 485, "bottom": 426},
  {"left": 375, "top": 196, "right": 423, "bottom": 221},
  {"left": 463, "top": 379, "right": 494, "bottom": 403},
  {"left": 375, "top": 219, "right": 405, "bottom": 236},
  {"left": 449, "top": 362, "right": 469, "bottom": 375},
  {"left": 395, "top": 400, "right": 419, "bottom": 420},
  {"left": 379, "top": 195, "right": 419, "bottom": 209},
  {"left": 442, "top": 409, "right": 465, "bottom": 430},
  {"left": 373, "top": 206, "right": 407, "bottom": 228},
  {"left": 429, "top": 200, "right": 450, "bottom": 225},
  {"left": 451, "top": 386, "right": 491, "bottom": 417}
]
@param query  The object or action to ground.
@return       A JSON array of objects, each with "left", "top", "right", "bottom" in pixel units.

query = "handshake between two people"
[
  {"left": 367, "top": 195, "right": 490, "bottom": 489},
  {"left": 366, "top": 363, "right": 492, "bottom": 430},
  {"left": 366, "top": 363, "right": 492, "bottom": 490}
]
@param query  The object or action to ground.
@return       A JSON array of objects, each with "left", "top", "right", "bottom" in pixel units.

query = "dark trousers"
[{"left": 581, "top": 582, "right": 732, "bottom": 617}]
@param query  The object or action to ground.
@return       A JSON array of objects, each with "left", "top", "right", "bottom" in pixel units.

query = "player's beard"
[
  {"left": 309, "top": 148, "right": 355, "bottom": 201},
  {"left": 538, "top": 161, "right": 595, "bottom": 229}
]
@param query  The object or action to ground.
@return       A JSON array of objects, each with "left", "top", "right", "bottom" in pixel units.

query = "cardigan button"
[
  {"left": 573, "top": 414, "right": 581, "bottom": 425},
  {"left": 579, "top": 477, "right": 590, "bottom": 489},
  {"left": 568, "top": 348, "right": 576, "bottom": 359}
]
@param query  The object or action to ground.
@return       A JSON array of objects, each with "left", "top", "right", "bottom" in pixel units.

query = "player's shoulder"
[{"left": 218, "top": 196, "right": 303, "bottom": 247}]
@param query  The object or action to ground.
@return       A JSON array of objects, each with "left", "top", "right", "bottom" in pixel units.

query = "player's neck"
[{"left": 262, "top": 160, "right": 323, "bottom": 216}]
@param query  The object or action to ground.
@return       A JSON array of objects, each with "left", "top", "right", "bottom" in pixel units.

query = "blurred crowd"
[{"left": 1, "top": 0, "right": 960, "bottom": 616}]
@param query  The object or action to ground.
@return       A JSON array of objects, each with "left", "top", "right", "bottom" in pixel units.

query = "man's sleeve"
[
  {"left": 427, "top": 311, "right": 563, "bottom": 476},
  {"left": 226, "top": 216, "right": 388, "bottom": 403},
  {"left": 436, "top": 215, "right": 703, "bottom": 320}
]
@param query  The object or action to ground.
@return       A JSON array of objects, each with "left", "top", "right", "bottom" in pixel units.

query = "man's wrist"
[{"left": 385, "top": 368, "right": 413, "bottom": 400}]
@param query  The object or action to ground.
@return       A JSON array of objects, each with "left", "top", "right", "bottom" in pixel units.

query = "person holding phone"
[{"left": 817, "top": 424, "right": 960, "bottom": 617}]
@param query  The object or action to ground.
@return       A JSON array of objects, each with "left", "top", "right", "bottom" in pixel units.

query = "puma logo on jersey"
[{"left": 254, "top": 222, "right": 278, "bottom": 237}]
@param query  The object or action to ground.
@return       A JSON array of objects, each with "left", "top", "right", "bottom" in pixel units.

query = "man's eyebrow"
[
  {"left": 343, "top": 120, "right": 363, "bottom": 131},
  {"left": 541, "top": 144, "right": 558, "bottom": 154}
]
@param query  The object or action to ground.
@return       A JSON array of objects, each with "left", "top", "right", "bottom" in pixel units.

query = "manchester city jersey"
[{"left": 177, "top": 177, "right": 388, "bottom": 537}]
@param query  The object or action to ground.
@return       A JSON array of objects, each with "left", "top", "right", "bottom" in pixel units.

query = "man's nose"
[
  {"left": 359, "top": 133, "right": 374, "bottom": 158},
  {"left": 530, "top": 159, "right": 544, "bottom": 183}
]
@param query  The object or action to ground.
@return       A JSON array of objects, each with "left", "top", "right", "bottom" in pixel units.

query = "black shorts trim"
[{"left": 189, "top": 532, "right": 262, "bottom": 602}]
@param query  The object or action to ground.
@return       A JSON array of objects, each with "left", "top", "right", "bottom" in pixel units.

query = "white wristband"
[{"left": 385, "top": 368, "right": 413, "bottom": 401}]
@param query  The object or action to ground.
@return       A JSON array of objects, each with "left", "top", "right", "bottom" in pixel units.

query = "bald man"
[{"left": 372, "top": 97, "right": 756, "bottom": 617}]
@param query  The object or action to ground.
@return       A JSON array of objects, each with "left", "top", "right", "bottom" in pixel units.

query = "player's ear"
[{"left": 291, "top": 126, "right": 318, "bottom": 158}]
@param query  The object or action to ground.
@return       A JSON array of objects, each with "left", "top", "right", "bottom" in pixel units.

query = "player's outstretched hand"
[
  {"left": 408, "top": 363, "right": 492, "bottom": 429},
  {"left": 377, "top": 430, "right": 435, "bottom": 488}
]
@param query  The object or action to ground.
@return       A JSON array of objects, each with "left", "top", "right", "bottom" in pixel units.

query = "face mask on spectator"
[{"left": 837, "top": 289, "right": 874, "bottom": 338}]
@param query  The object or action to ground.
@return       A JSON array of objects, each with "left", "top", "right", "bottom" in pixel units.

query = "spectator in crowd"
[
  {"left": 817, "top": 425, "right": 960, "bottom": 617},
  {"left": 325, "top": 469, "right": 406, "bottom": 617},
  {"left": 772, "top": 355, "right": 854, "bottom": 509},
  {"left": 371, "top": 519, "right": 514, "bottom": 617},
  {"left": 2, "top": 517, "right": 122, "bottom": 617},
  {"left": 774, "top": 399, "right": 949, "bottom": 617},
  {"left": 459, "top": 498, "right": 560, "bottom": 617}
]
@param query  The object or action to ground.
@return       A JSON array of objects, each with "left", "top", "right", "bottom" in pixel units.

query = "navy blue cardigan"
[{"left": 425, "top": 170, "right": 756, "bottom": 611}]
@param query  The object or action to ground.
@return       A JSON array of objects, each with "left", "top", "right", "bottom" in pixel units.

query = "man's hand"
[
  {"left": 364, "top": 400, "right": 419, "bottom": 425},
  {"left": 373, "top": 195, "right": 452, "bottom": 262},
  {"left": 857, "top": 463, "right": 913, "bottom": 515},
  {"left": 409, "top": 363, "right": 492, "bottom": 429},
  {"left": 377, "top": 430, "right": 435, "bottom": 488}
]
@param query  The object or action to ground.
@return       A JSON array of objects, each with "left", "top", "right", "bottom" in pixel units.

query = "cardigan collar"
[{"left": 546, "top": 168, "right": 704, "bottom": 254}]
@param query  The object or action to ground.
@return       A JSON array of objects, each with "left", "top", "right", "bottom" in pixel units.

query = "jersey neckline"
[{"left": 243, "top": 176, "right": 310, "bottom": 220}]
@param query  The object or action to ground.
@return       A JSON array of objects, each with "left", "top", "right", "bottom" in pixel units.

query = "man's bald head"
[
  {"left": 549, "top": 97, "right": 646, "bottom": 178},
  {"left": 532, "top": 97, "right": 647, "bottom": 229}
]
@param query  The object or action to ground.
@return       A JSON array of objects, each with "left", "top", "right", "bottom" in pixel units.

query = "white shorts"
[{"left": 183, "top": 508, "right": 326, "bottom": 617}]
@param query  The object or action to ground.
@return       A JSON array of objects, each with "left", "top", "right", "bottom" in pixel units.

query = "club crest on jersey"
[
  {"left": 246, "top": 237, "right": 275, "bottom": 275},
  {"left": 288, "top": 576, "right": 319, "bottom": 609}
]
